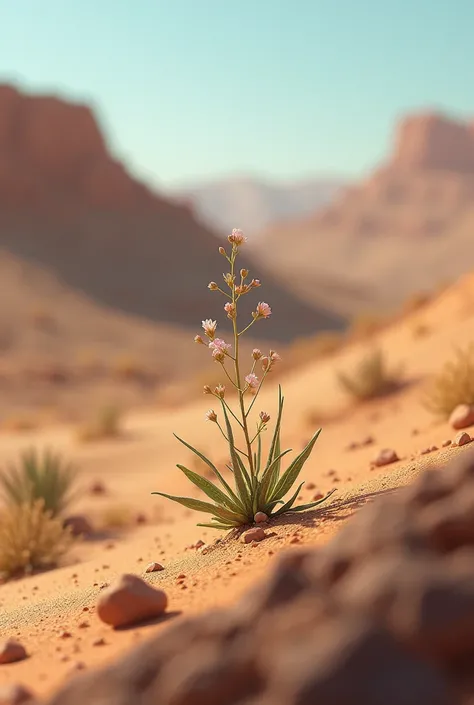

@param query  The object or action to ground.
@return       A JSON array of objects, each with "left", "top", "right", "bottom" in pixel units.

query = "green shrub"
[
  {"left": 0, "top": 447, "right": 78, "bottom": 517},
  {"left": 422, "top": 345, "right": 474, "bottom": 418}
]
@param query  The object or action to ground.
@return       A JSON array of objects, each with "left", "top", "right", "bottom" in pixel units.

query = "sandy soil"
[{"left": 1, "top": 274, "right": 474, "bottom": 698}]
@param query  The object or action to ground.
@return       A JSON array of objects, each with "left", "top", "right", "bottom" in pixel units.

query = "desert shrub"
[
  {"left": 76, "top": 405, "right": 122, "bottom": 442},
  {"left": 0, "top": 500, "right": 73, "bottom": 579},
  {"left": 422, "top": 345, "right": 474, "bottom": 418},
  {"left": 101, "top": 504, "right": 132, "bottom": 529},
  {"left": 0, "top": 447, "right": 78, "bottom": 517},
  {"left": 152, "top": 229, "right": 335, "bottom": 529},
  {"left": 337, "top": 348, "right": 401, "bottom": 401}
]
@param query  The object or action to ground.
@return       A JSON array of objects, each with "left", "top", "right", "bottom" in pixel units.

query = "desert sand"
[{"left": 1, "top": 269, "right": 473, "bottom": 700}]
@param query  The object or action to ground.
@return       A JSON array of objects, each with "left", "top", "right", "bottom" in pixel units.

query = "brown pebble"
[
  {"left": 97, "top": 574, "right": 168, "bottom": 628},
  {"left": 241, "top": 527, "right": 266, "bottom": 544},
  {"left": 454, "top": 431, "right": 472, "bottom": 447},
  {"left": 373, "top": 448, "right": 399, "bottom": 467},
  {"left": 254, "top": 512, "right": 268, "bottom": 523},
  {"left": 449, "top": 403, "right": 474, "bottom": 430},
  {"left": 442, "top": 440, "right": 452, "bottom": 447},
  {"left": 92, "top": 638, "right": 106, "bottom": 647},
  {"left": 306, "top": 482, "right": 316, "bottom": 490},
  {"left": 0, "top": 640, "right": 27, "bottom": 665},
  {"left": 58, "top": 631, "right": 72, "bottom": 639},
  {"left": 145, "top": 562, "right": 164, "bottom": 573},
  {"left": 312, "top": 492, "right": 324, "bottom": 501},
  {"left": 0, "top": 682, "right": 35, "bottom": 704}
]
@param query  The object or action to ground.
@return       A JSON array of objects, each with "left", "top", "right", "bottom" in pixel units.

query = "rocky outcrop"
[
  {"left": 47, "top": 449, "right": 474, "bottom": 705},
  {"left": 392, "top": 112, "right": 474, "bottom": 173},
  {"left": 0, "top": 83, "right": 343, "bottom": 340}
]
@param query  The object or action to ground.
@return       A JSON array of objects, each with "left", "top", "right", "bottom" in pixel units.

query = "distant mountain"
[
  {"left": 249, "top": 112, "right": 474, "bottom": 317},
  {"left": 173, "top": 175, "right": 347, "bottom": 235},
  {"left": 0, "top": 82, "right": 344, "bottom": 364}
]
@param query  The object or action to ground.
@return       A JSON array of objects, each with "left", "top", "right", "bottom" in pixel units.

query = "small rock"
[
  {"left": 63, "top": 515, "right": 93, "bottom": 537},
  {"left": 254, "top": 512, "right": 268, "bottom": 524},
  {"left": 361, "top": 435, "right": 375, "bottom": 446},
  {"left": 0, "top": 640, "right": 27, "bottom": 665},
  {"left": 345, "top": 441, "right": 359, "bottom": 452},
  {"left": 449, "top": 404, "right": 474, "bottom": 430},
  {"left": 373, "top": 448, "right": 399, "bottom": 467},
  {"left": 135, "top": 513, "right": 147, "bottom": 525},
  {"left": 0, "top": 683, "right": 35, "bottom": 704},
  {"left": 442, "top": 439, "right": 452, "bottom": 447},
  {"left": 241, "top": 527, "right": 266, "bottom": 544},
  {"left": 313, "top": 492, "right": 324, "bottom": 501},
  {"left": 97, "top": 574, "right": 168, "bottom": 628},
  {"left": 89, "top": 481, "right": 106, "bottom": 496},
  {"left": 58, "top": 631, "right": 72, "bottom": 639},
  {"left": 145, "top": 562, "right": 164, "bottom": 573},
  {"left": 194, "top": 540, "right": 205, "bottom": 549},
  {"left": 92, "top": 638, "right": 106, "bottom": 647},
  {"left": 454, "top": 431, "right": 472, "bottom": 447},
  {"left": 306, "top": 482, "right": 316, "bottom": 490}
]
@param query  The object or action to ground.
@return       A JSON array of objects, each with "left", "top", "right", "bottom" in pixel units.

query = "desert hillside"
[
  {"left": 174, "top": 175, "right": 346, "bottom": 234},
  {"left": 251, "top": 112, "right": 474, "bottom": 317},
  {"left": 0, "top": 84, "right": 343, "bottom": 342}
]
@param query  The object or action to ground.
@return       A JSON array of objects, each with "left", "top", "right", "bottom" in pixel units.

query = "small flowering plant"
[{"left": 152, "top": 229, "right": 335, "bottom": 529}]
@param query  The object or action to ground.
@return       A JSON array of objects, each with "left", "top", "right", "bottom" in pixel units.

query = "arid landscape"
[{"left": 1, "top": 5, "right": 474, "bottom": 701}]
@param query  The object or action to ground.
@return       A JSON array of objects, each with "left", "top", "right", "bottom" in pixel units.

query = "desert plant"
[
  {"left": 0, "top": 500, "right": 73, "bottom": 579},
  {"left": 76, "top": 405, "right": 122, "bottom": 442},
  {"left": 422, "top": 345, "right": 474, "bottom": 418},
  {"left": 152, "top": 229, "right": 335, "bottom": 529},
  {"left": 337, "top": 348, "right": 401, "bottom": 401},
  {"left": 101, "top": 503, "right": 132, "bottom": 529},
  {"left": 0, "top": 447, "right": 78, "bottom": 517}
]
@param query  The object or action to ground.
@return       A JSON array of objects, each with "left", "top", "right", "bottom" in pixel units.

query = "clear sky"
[{"left": 0, "top": 0, "right": 472, "bottom": 189}]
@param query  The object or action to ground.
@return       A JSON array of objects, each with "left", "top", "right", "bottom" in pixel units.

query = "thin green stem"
[
  {"left": 245, "top": 367, "right": 270, "bottom": 418},
  {"left": 231, "top": 248, "right": 255, "bottom": 477},
  {"left": 238, "top": 318, "right": 258, "bottom": 337},
  {"left": 215, "top": 422, "right": 247, "bottom": 456},
  {"left": 221, "top": 398, "right": 245, "bottom": 429},
  {"left": 220, "top": 362, "right": 239, "bottom": 389}
]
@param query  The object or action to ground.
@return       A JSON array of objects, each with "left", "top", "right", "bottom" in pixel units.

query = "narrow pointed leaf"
[
  {"left": 257, "top": 448, "right": 292, "bottom": 507},
  {"left": 176, "top": 465, "right": 242, "bottom": 513},
  {"left": 196, "top": 522, "right": 237, "bottom": 530},
  {"left": 220, "top": 401, "right": 251, "bottom": 514},
  {"left": 284, "top": 488, "right": 337, "bottom": 513},
  {"left": 268, "top": 419, "right": 282, "bottom": 497},
  {"left": 174, "top": 434, "right": 243, "bottom": 509},
  {"left": 271, "top": 429, "right": 322, "bottom": 502},
  {"left": 272, "top": 481, "right": 305, "bottom": 517},
  {"left": 151, "top": 491, "right": 246, "bottom": 523},
  {"left": 255, "top": 434, "right": 262, "bottom": 476},
  {"left": 263, "top": 386, "right": 284, "bottom": 475},
  {"left": 262, "top": 499, "right": 284, "bottom": 514}
]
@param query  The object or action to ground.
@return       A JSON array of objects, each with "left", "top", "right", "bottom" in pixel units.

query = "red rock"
[
  {"left": 254, "top": 512, "right": 268, "bottom": 523},
  {"left": 97, "top": 574, "right": 168, "bottom": 628},
  {"left": 442, "top": 440, "right": 452, "bottom": 447},
  {"left": 241, "top": 528, "right": 266, "bottom": 544},
  {"left": 145, "top": 562, "right": 164, "bottom": 573},
  {"left": 0, "top": 683, "right": 35, "bottom": 704},
  {"left": 312, "top": 492, "right": 324, "bottom": 501},
  {"left": 0, "top": 640, "right": 27, "bottom": 665},
  {"left": 373, "top": 448, "right": 399, "bottom": 467},
  {"left": 454, "top": 431, "right": 472, "bottom": 447},
  {"left": 449, "top": 404, "right": 474, "bottom": 430},
  {"left": 63, "top": 515, "right": 93, "bottom": 537},
  {"left": 305, "top": 482, "right": 316, "bottom": 490}
]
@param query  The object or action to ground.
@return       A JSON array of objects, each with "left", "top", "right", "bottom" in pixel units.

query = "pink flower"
[
  {"left": 209, "top": 338, "right": 231, "bottom": 354},
  {"left": 212, "top": 349, "right": 225, "bottom": 362},
  {"left": 259, "top": 411, "right": 270, "bottom": 423},
  {"left": 252, "top": 348, "right": 262, "bottom": 360},
  {"left": 205, "top": 409, "right": 217, "bottom": 422},
  {"left": 228, "top": 228, "right": 247, "bottom": 246},
  {"left": 203, "top": 385, "right": 212, "bottom": 395},
  {"left": 202, "top": 319, "right": 217, "bottom": 339},
  {"left": 194, "top": 335, "right": 204, "bottom": 344},
  {"left": 224, "top": 302, "right": 236, "bottom": 319},
  {"left": 214, "top": 384, "right": 226, "bottom": 398},
  {"left": 270, "top": 350, "right": 281, "bottom": 363},
  {"left": 250, "top": 279, "right": 261, "bottom": 288},
  {"left": 245, "top": 373, "right": 259, "bottom": 389},
  {"left": 208, "top": 281, "right": 218, "bottom": 291},
  {"left": 261, "top": 356, "right": 270, "bottom": 371},
  {"left": 254, "top": 302, "right": 272, "bottom": 319}
]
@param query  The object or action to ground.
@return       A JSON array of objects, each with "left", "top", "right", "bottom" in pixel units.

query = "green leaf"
[
  {"left": 257, "top": 448, "right": 293, "bottom": 507},
  {"left": 263, "top": 386, "right": 284, "bottom": 477},
  {"left": 174, "top": 434, "right": 243, "bottom": 510},
  {"left": 271, "top": 429, "right": 322, "bottom": 502},
  {"left": 255, "top": 434, "right": 262, "bottom": 476},
  {"left": 220, "top": 402, "right": 251, "bottom": 514},
  {"left": 176, "top": 465, "right": 243, "bottom": 513},
  {"left": 151, "top": 491, "right": 246, "bottom": 524},
  {"left": 283, "top": 488, "right": 337, "bottom": 514},
  {"left": 196, "top": 522, "right": 237, "bottom": 530},
  {"left": 271, "top": 481, "right": 305, "bottom": 516},
  {"left": 269, "top": 418, "right": 282, "bottom": 498}
]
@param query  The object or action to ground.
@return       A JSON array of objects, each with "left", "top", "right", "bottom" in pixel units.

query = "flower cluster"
[{"left": 153, "top": 228, "right": 335, "bottom": 529}]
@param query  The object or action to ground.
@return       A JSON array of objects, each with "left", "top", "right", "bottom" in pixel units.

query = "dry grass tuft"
[
  {"left": 422, "top": 345, "right": 474, "bottom": 418},
  {"left": 337, "top": 348, "right": 402, "bottom": 401},
  {"left": 76, "top": 405, "right": 123, "bottom": 442},
  {"left": 0, "top": 448, "right": 78, "bottom": 517},
  {"left": 0, "top": 500, "right": 74, "bottom": 580},
  {"left": 100, "top": 504, "right": 132, "bottom": 529}
]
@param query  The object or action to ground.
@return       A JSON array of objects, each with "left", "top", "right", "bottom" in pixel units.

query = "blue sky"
[{"left": 0, "top": 0, "right": 472, "bottom": 188}]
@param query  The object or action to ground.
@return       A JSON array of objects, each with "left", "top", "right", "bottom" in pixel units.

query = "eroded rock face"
[
  {"left": 45, "top": 449, "right": 474, "bottom": 704},
  {"left": 392, "top": 112, "right": 474, "bottom": 173}
]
